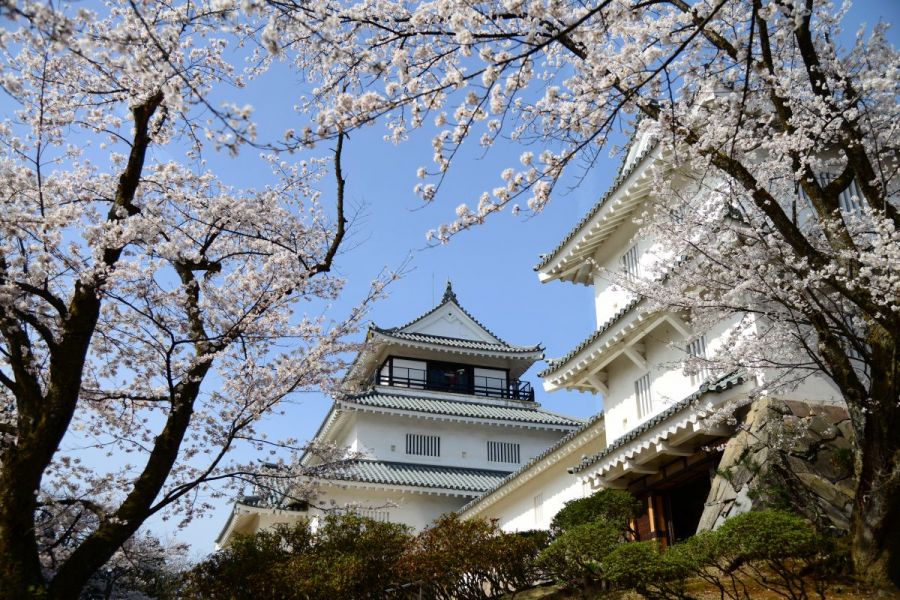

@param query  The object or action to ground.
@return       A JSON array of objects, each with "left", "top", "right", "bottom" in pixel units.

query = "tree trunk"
[
  {"left": 0, "top": 458, "right": 47, "bottom": 598},
  {"left": 851, "top": 400, "right": 900, "bottom": 588},
  {"left": 850, "top": 330, "right": 900, "bottom": 589}
]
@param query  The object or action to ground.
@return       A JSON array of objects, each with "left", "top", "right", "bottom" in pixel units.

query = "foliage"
[
  {"left": 185, "top": 514, "right": 545, "bottom": 600},
  {"left": 549, "top": 489, "right": 642, "bottom": 537},
  {"left": 183, "top": 515, "right": 412, "bottom": 600},
  {"left": 602, "top": 541, "right": 694, "bottom": 600},
  {"left": 712, "top": 510, "right": 834, "bottom": 600},
  {"left": 536, "top": 520, "right": 622, "bottom": 589},
  {"left": 260, "top": 0, "right": 900, "bottom": 586},
  {"left": 0, "top": 1, "right": 392, "bottom": 597},
  {"left": 600, "top": 510, "right": 835, "bottom": 600},
  {"left": 400, "top": 514, "right": 543, "bottom": 600}
]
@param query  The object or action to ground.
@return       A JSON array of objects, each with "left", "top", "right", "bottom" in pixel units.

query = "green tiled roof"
[
  {"left": 331, "top": 460, "right": 512, "bottom": 493},
  {"left": 570, "top": 372, "right": 746, "bottom": 473},
  {"left": 370, "top": 328, "right": 542, "bottom": 354},
  {"left": 340, "top": 391, "right": 583, "bottom": 427}
]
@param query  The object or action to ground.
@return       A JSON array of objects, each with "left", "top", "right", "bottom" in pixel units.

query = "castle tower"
[{"left": 217, "top": 282, "right": 582, "bottom": 544}]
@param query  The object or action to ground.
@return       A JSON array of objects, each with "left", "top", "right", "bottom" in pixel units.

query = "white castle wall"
[
  {"left": 308, "top": 483, "right": 465, "bottom": 532},
  {"left": 353, "top": 412, "right": 567, "bottom": 471}
]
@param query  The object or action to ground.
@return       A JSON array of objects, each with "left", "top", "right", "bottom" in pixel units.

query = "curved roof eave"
[{"left": 535, "top": 143, "right": 661, "bottom": 281}]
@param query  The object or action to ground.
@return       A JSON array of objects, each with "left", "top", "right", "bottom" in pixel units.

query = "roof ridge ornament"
[{"left": 441, "top": 280, "right": 457, "bottom": 304}]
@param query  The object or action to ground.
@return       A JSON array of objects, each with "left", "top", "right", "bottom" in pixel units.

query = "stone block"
[
  {"left": 731, "top": 467, "right": 754, "bottom": 490},
  {"left": 784, "top": 400, "right": 812, "bottom": 418},
  {"left": 797, "top": 472, "right": 849, "bottom": 509},
  {"left": 787, "top": 455, "right": 812, "bottom": 475},
  {"left": 817, "top": 405, "right": 850, "bottom": 424},
  {"left": 836, "top": 419, "right": 855, "bottom": 441},
  {"left": 812, "top": 448, "right": 852, "bottom": 481},
  {"left": 808, "top": 416, "right": 838, "bottom": 441}
]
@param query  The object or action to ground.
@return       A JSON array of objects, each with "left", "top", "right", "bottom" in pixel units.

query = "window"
[
  {"left": 487, "top": 441, "right": 521, "bottom": 464},
  {"left": 837, "top": 178, "right": 864, "bottom": 214},
  {"left": 355, "top": 508, "right": 390, "bottom": 522},
  {"left": 406, "top": 433, "right": 440, "bottom": 457},
  {"left": 799, "top": 173, "right": 865, "bottom": 215},
  {"left": 621, "top": 244, "right": 640, "bottom": 281},
  {"left": 686, "top": 335, "right": 710, "bottom": 386},
  {"left": 635, "top": 373, "right": 653, "bottom": 419},
  {"left": 533, "top": 493, "right": 544, "bottom": 525}
]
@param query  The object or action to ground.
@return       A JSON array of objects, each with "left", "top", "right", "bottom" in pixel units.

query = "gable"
[{"left": 401, "top": 302, "right": 501, "bottom": 343}]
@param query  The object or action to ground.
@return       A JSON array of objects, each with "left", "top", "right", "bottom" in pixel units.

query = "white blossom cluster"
[
  {"left": 0, "top": 0, "right": 395, "bottom": 587},
  {"left": 263, "top": 0, "right": 898, "bottom": 404}
]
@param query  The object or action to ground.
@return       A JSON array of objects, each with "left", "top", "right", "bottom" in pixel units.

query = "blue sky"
[
  {"left": 3, "top": 0, "right": 894, "bottom": 558},
  {"left": 165, "top": 1, "right": 900, "bottom": 556}
]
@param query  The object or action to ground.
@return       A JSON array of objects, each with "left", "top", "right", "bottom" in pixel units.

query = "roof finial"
[{"left": 442, "top": 279, "right": 457, "bottom": 304}]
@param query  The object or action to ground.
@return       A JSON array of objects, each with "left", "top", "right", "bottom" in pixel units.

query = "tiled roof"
[
  {"left": 379, "top": 281, "right": 510, "bottom": 345},
  {"left": 539, "top": 296, "right": 644, "bottom": 377},
  {"left": 370, "top": 328, "right": 543, "bottom": 354},
  {"left": 458, "top": 411, "right": 606, "bottom": 514},
  {"left": 340, "top": 391, "right": 583, "bottom": 427},
  {"left": 535, "top": 143, "right": 658, "bottom": 272},
  {"left": 330, "top": 460, "right": 512, "bottom": 493},
  {"left": 570, "top": 372, "right": 746, "bottom": 473}
]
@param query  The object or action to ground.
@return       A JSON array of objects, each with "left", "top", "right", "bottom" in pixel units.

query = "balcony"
[{"left": 372, "top": 367, "right": 535, "bottom": 402}]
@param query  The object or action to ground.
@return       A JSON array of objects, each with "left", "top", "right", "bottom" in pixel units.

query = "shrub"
[
  {"left": 602, "top": 541, "right": 694, "bottom": 600},
  {"left": 549, "top": 489, "right": 641, "bottom": 537},
  {"left": 399, "top": 514, "right": 542, "bottom": 600},
  {"left": 536, "top": 520, "right": 622, "bottom": 589},
  {"left": 183, "top": 515, "right": 412, "bottom": 600},
  {"left": 713, "top": 510, "right": 832, "bottom": 600},
  {"left": 590, "top": 510, "right": 836, "bottom": 600}
]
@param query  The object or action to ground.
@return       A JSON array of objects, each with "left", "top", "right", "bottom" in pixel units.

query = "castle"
[{"left": 217, "top": 135, "right": 850, "bottom": 547}]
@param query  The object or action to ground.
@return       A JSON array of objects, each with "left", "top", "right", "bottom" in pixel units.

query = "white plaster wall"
[
  {"left": 600, "top": 315, "right": 744, "bottom": 444},
  {"left": 310, "top": 483, "right": 466, "bottom": 531},
  {"left": 330, "top": 415, "right": 360, "bottom": 453},
  {"left": 474, "top": 367, "right": 507, "bottom": 389},
  {"left": 767, "top": 371, "right": 843, "bottom": 405},
  {"left": 591, "top": 221, "right": 641, "bottom": 327},
  {"left": 405, "top": 304, "right": 496, "bottom": 342},
  {"left": 480, "top": 460, "right": 589, "bottom": 532},
  {"left": 353, "top": 412, "right": 567, "bottom": 470}
]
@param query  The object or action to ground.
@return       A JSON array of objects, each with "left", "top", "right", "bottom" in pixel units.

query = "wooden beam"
[
  {"left": 623, "top": 346, "right": 647, "bottom": 370},
  {"left": 697, "top": 423, "right": 733, "bottom": 437},
  {"left": 624, "top": 460, "right": 656, "bottom": 475},
  {"left": 595, "top": 476, "right": 628, "bottom": 490},
  {"left": 665, "top": 315, "right": 693, "bottom": 338},
  {"left": 585, "top": 373, "right": 608, "bottom": 396},
  {"left": 655, "top": 441, "right": 694, "bottom": 457}
]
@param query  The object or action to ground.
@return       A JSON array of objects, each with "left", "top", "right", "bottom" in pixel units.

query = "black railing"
[{"left": 373, "top": 367, "right": 535, "bottom": 401}]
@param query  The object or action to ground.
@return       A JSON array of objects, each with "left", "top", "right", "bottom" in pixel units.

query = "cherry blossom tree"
[
  {"left": 262, "top": 0, "right": 899, "bottom": 587},
  {"left": 0, "top": 1, "right": 384, "bottom": 597}
]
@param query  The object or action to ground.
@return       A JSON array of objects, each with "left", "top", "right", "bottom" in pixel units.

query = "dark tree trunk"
[
  {"left": 0, "top": 92, "right": 163, "bottom": 600},
  {"left": 850, "top": 342, "right": 900, "bottom": 589},
  {"left": 0, "top": 457, "right": 47, "bottom": 597}
]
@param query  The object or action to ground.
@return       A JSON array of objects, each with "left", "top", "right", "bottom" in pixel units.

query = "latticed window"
[
  {"left": 635, "top": 373, "right": 653, "bottom": 419},
  {"left": 487, "top": 441, "right": 521, "bottom": 464},
  {"left": 405, "top": 433, "right": 440, "bottom": 457},
  {"left": 355, "top": 508, "right": 391, "bottom": 522},
  {"left": 799, "top": 173, "right": 865, "bottom": 214},
  {"left": 686, "top": 335, "right": 710, "bottom": 385},
  {"left": 533, "top": 493, "right": 544, "bottom": 525},
  {"left": 621, "top": 244, "right": 640, "bottom": 280}
]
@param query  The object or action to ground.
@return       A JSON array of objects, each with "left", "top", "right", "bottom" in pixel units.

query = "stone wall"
[{"left": 697, "top": 398, "right": 856, "bottom": 534}]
